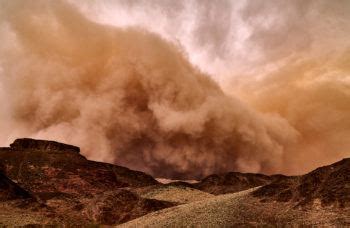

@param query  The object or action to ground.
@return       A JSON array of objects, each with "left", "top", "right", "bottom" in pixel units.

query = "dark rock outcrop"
[
  {"left": 253, "top": 158, "right": 350, "bottom": 208},
  {"left": 0, "top": 172, "right": 32, "bottom": 201}
]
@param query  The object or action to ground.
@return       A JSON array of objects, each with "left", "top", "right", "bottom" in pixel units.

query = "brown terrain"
[
  {"left": 253, "top": 158, "right": 350, "bottom": 207},
  {"left": 0, "top": 138, "right": 349, "bottom": 226},
  {"left": 0, "top": 171, "right": 31, "bottom": 201},
  {"left": 0, "top": 138, "right": 171, "bottom": 226}
]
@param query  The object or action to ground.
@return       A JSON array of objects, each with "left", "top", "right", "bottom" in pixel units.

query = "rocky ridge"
[
  {"left": 0, "top": 138, "right": 348, "bottom": 226},
  {"left": 252, "top": 158, "right": 350, "bottom": 208},
  {"left": 0, "top": 138, "right": 169, "bottom": 225}
]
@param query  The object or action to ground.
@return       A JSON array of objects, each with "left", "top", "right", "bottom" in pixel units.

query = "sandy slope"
[
  {"left": 119, "top": 188, "right": 350, "bottom": 227},
  {"left": 0, "top": 200, "right": 80, "bottom": 226},
  {"left": 140, "top": 185, "right": 213, "bottom": 204},
  {"left": 0, "top": 204, "right": 47, "bottom": 226}
]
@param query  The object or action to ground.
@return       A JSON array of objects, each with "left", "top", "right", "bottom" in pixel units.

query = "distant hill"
[
  {"left": 138, "top": 184, "right": 214, "bottom": 204},
  {"left": 193, "top": 172, "right": 273, "bottom": 195}
]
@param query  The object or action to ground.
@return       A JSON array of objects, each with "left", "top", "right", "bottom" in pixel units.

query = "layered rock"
[{"left": 9, "top": 138, "right": 80, "bottom": 153}]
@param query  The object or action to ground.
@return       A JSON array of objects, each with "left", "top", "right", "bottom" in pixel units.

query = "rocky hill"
[
  {"left": 0, "top": 138, "right": 348, "bottom": 226},
  {"left": 0, "top": 138, "right": 158, "bottom": 196},
  {"left": 121, "top": 159, "right": 350, "bottom": 227},
  {"left": 0, "top": 138, "right": 170, "bottom": 226},
  {"left": 252, "top": 158, "right": 350, "bottom": 208}
]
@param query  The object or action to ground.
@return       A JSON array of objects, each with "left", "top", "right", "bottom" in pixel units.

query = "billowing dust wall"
[{"left": 0, "top": 0, "right": 349, "bottom": 178}]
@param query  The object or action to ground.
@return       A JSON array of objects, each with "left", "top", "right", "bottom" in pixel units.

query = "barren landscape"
[
  {"left": 0, "top": 138, "right": 349, "bottom": 226},
  {"left": 0, "top": 0, "right": 349, "bottom": 226}
]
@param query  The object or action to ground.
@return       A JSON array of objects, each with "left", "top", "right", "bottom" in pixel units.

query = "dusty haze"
[{"left": 0, "top": 0, "right": 349, "bottom": 178}]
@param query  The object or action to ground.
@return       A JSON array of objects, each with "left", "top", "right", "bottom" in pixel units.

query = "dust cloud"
[{"left": 0, "top": 0, "right": 349, "bottom": 178}]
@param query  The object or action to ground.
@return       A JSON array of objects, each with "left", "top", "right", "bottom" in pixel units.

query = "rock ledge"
[{"left": 9, "top": 138, "right": 80, "bottom": 153}]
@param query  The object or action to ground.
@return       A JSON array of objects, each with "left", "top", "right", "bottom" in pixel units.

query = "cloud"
[{"left": 0, "top": 0, "right": 349, "bottom": 178}]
